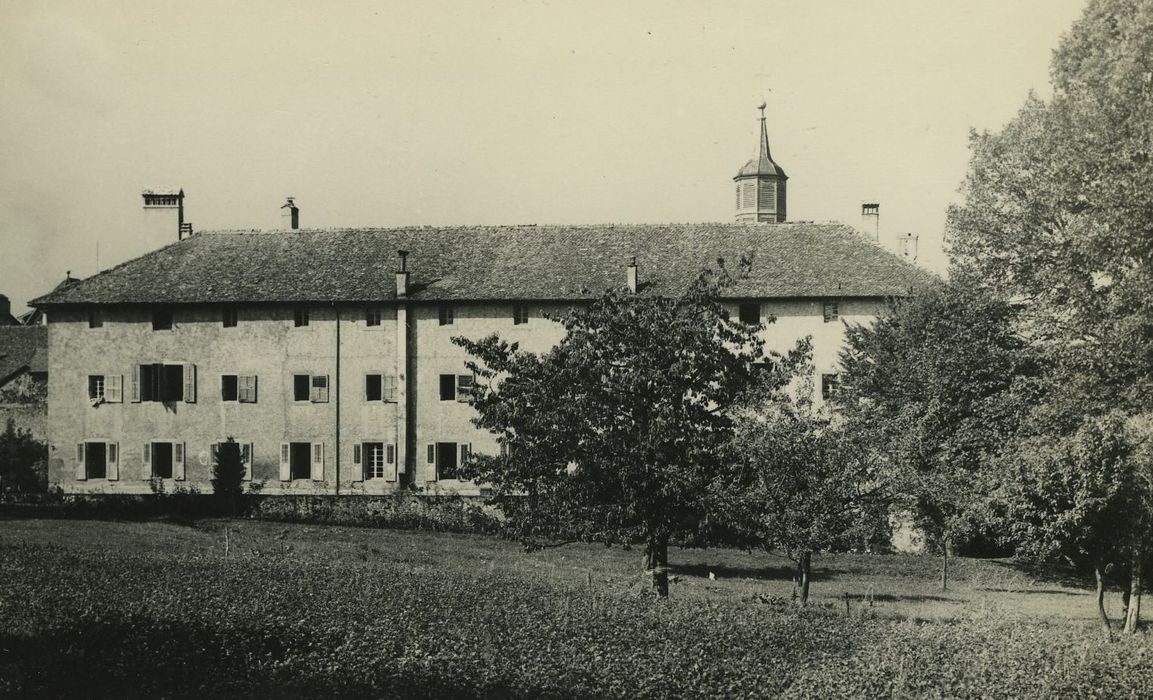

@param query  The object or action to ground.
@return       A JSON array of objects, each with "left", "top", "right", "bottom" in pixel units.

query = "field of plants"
[{"left": 2, "top": 518, "right": 1151, "bottom": 698}]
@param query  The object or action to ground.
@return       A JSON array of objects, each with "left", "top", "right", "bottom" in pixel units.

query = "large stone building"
[{"left": 32, "top": 114, "right": 932, "bottom": 496}]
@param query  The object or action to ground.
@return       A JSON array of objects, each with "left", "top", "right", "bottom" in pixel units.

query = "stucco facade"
[{"left": 45, "top": 295, "right": 881, "bottom": 495}]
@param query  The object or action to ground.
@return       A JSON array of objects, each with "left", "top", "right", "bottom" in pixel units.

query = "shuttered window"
[
  {"left": 823, "top": 300, "right": 840, "bottom": 323},
  {"left": 136, "top": 363, "right": 193, "bottom": 402},
  {"left": 821, "top": 373, "right": 840, "bottom": 401}
]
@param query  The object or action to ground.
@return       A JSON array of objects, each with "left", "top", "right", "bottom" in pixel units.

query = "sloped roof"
[
  {"left": 32, "top": 223, "right": 936, "bottom": 306},
  {"left": 735, "top": 117, "right": 787, "bottom": 179},
  {"left": 0, "top": 326, "right": 47, "bottom": 384}
]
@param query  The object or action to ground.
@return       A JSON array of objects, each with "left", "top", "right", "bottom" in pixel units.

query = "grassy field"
[{"left": 2, "top": 518, "right": 1150, "bottom": 698}]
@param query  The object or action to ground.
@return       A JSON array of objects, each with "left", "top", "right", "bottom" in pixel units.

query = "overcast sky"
[{"left": 0, "top": 0, "right": 1087, "bottom": 314}]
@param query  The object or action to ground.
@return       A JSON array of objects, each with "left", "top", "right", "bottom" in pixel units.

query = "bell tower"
[{"left": 734, "top": 103, "right": 787, "bottom": 223}]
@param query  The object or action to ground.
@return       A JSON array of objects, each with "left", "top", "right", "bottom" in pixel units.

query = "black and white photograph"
[{"left": 1, "top": 0, "right": 1151, "bottom": 697}]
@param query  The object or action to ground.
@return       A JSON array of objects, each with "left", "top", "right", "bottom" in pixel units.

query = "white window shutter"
[
  {"left": 383, "top": 374, "right": 396, "bottom": 402},
  {"left": 75, "top": 443, "right": 86, "bottom": 481},
  {"left": 105, "top": 375, "right": 123, "bottom": 403},
  {"left": 427, "top": 444, "right": 437, "bottom": 482},
  {"left": 352, "top": 443, "right": 363, "bottom": 482},
  {"left": 131, "top": 365, "right": 141, "bottom": 402},
  {"left": 174, "top": 442, "right": 186, "bottom": 480},
  {"left": 106, "top": 442, "right": 119, "bottom": 480},
  {"left": 142, "top": 443, "right": 152, "bottom": 479},
  {"left": 184, "top": 364, "right": 197, "bottom": 403},
  {"left": 386, "top": 444, "right": 397, "bottom": 481},
  {"left": 279, "top": 443, "right": 291, "bottom": 481},
  {"left": 239, "top": 375, "right": 257, "bottom": 403},
  {"left": 243, "top": 443, "right": 253, "bottom": 481},
  {"left": 311, "top": 442, "right": 324, "bottom": 481}
]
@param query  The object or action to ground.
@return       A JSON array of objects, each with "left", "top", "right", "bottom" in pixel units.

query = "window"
[
  {"left": 823, "top": 300, "right": 840, "bottom": 323},
  {"left": 145, "top": 441, "right": 184, "bottom": 480},
  {"left": 135, "top": 363, "right": 192, "bottom": 402},
  {"left": 292, "top": 374, "right": 328, "bottom": 403},
  {"left": 821, "top": 373, "right": 840, "bottom": 401},
  {"left": 310, "top": 375, "right": 329, "bottom": 403},
  {"left": 357, "top": 441, "right": 395, "bottom": 480},
  {"left": 221, "top": 374, "right": 257, "bottom": 403},
  {"left": 88, "top": 375, "right": 105, "bottom": 402},
  {"left": 222, "top": 307, "right": 238, "bottom": 328},
  {"left": 513, "top": 305, "right": 529, "bottom": 325},
  {"left": 456, "top": 374, "right": 474, "bottom": 403},
  {"left": 294, "top": 307, "right": 309, "bottom": 327},
  {"left": 152, "top": 309, "right": 173, "bottom": 331},
  {"left": 438, "top": 304, "right": 454, "bottom": 326},
  {"left": 439, "top": 374, "right": 474, "bottom": 402},
  {"left": 88, "top": 310, "right": 102, "bottom": 329},
  {"left": 365, "top": 307, "right": 382, "bottom": 327},
  {"left": 439, "top": 374, "right": 456, "bottom": 401},
  {"left": 435, "top": 441, "right": 459, "bottom": 479},
  {"left": 281, "top": 442, "right": 323, "bottom": 480},
  {"left": 77, "top": 441, "right": 116, "bottom": 480},
  {"left": 293, "top": 374, "right": 310, "bottom": 402},
  {"left": 365, "top": 374, "right": 397, "bottom": 402},
  {"left": 738, "top": 302, "right": 761, "bottom": 325}
]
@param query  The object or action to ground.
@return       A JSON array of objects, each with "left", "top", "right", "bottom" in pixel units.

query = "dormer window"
[{"left": 152, "top": 309, "right": 173, "bottom": 331}]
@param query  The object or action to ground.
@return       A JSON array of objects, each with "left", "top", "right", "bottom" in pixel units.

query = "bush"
[
  {"left": 0, "top": 418, "right": 47, "bottom": 495},
  {"left": 211, "top": 437, "right": 246, "bottom": 515}
]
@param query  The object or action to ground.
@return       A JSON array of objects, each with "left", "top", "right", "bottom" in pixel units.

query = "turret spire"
[{"left": 734, "top": 101, "right": 788, "bottom": 223}]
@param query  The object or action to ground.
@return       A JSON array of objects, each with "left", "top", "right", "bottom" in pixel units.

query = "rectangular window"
[
  {"left": 84, "top": 441, "right": 107, "bottom": 479},
  {"left": 293, "top": 374, "right": 311, "bottom": 402},
  {"left": 738, "top": 302, "right": 761, "bottom": 325},
  {"left": 436, "top": 441, "right": 458, "bottom": 479},
  {"left": 88, "top": 310, "right": 102, "bottom": 329},
  {"left": 365, "top": 442, "right": 387, "bottom": 479},
  {"left": 821, "top": 373, "right": 840, "bottom": 401},
  {"left": 151, "top": 441, "right": 174, "bottom": 479},
  {"left": 823, "top": 300, "right": 840, "bottom": 323},
  {"left": 513, "top": 305, "right": 529, "bottom": 325},
  {"left": 294, "top": 307, "right": 309, "bottom": 327},
  {"left": 365, "top": 308, "right": 382, "bottom": 327},
  {"left": 139, "top": 363, "right": 187, "bottom": 402},
  {"left": 456, "top": 374, "right": 474, "bottom": 403},
  {"left": 438, "top": 305, "right": 454, "bottom": 326},
  {"left": 238, "top": 375, "right": 258, "bottom": 403},
  {"left": 88, "top": 375, "right": 105, "bottom": 402},
  {"left": 310, "top": 375, "right": 329, "bottom": 403},
  {"left": 222, "top": 307, "right": 238, "bottom": 328},
  {"left": 365, "top": 374, "right": 382, "bottom": 402},
  {"left": 439, "top": 374, "right": 456, "bottom": 401},
  {"left": 152, "top": 309, "right": 173, "bottom": 331},
  {"left": 221, "top": 375, "right": 239, "bottom": 402},
  {"left": 289, "top": 442, "right": 312, "bottom": 480}
]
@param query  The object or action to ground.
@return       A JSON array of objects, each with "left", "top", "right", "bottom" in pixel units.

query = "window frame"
[
  {"left": 365, "top": 307, "right": 382, "bottom": 327},
  {"left": 82, "top": 440, "right": 110, "bottom": 480},
  {"left": 222, "top": 307, "right": 239, "bottom": 328},
  {"left": 738, "top": 302, "right": 761, "bottom": 326},
  {"left": 87, "top": 309, "right": 103, "bottom": 329},
  {"left": 821, "top": 373, "right": 841, "bottom": 401},
  {"left": 438, "top": 304, "right": 454, "bottom": 326},
  {"left": 823, "top": 300, "right": 840, "bottom": 324},
  {"left": 439, "top": 374, "right": 456, "bottom": 401},
  {"left": 513, "top": 304, "right": 529, "bottom": 325},
  {"left": 151, "top": 308, "right": 174, "bottom": 332},
  {"left": 137, "top": 362, "right": 189, "bottom": 403},
  {"left": 293, "top": 306, "right": 310, "bottom": 328},
  {"left": 88, "top": 375, "right": 106, "bottom": 402}
]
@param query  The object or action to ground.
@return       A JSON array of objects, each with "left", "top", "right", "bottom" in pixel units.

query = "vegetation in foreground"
[{"left": 2, "top": 518, "right": 1151, "bottom": 699}]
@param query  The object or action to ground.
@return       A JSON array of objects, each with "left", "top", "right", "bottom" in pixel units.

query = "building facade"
[{"left": 32, "top": 114, "right": 933, "bottom": 496}]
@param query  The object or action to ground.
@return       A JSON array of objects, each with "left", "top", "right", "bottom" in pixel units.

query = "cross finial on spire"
[{"left": 758, "top": 101, "right": 767, "bottom": 119}]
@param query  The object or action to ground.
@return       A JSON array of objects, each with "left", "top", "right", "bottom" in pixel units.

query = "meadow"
[{"left": 2, "top": 518, "right": 1150, "bottom": 698}]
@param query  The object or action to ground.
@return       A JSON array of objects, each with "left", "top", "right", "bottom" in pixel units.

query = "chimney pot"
[
  {"left": 860, "top": 202, "right": 880, "bottom": 243},
  {"left": 281, "top": 197, "right": 300, "bottom": 230}
]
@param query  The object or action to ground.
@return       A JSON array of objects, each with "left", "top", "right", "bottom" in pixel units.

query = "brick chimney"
[
  {"left": 860, "top": 203, "right": 879, "bottom": 243},
  {"left": 281, "top": 197, "right": 300, "bottom": 230}
]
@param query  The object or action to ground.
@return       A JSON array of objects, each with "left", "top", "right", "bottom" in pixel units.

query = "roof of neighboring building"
[
  {"left": 0, "top": 326, "right": 47, "bottom": 384},
  {"left": 31, "top": 223, "right": 937, "bottom": 307}
]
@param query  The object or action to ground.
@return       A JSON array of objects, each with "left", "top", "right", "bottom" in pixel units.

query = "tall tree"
[
  {"left": 947, "top": 0, "right": 1153, "bottom": 632},
  {"left": 835, "top": 279, "right": 1031, "bottom": 590},
  {"left": 454, "top": 277, "right": 805, "bottom": 598}
]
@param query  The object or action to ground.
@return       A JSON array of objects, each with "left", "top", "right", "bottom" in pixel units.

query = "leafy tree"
[
  {"left": 714, "top": 403, "right": 883, "bottom": 605},
  {"left": 211, "top": 437, "right": 246, "bottom": 516},
  {"left": 0, "top": 418, "right": 47, "bottom": 494},
  {"left": 946, "top": 0, "right": 1153, "bottom": 632},
  {"left": 454, "top": 277, "right": 804, "bottom": 597},
  {"left": 835, "top": 279, "right": 1032, "bottom": 589}
]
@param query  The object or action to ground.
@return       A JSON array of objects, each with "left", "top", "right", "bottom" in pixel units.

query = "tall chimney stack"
[
  {"left": 396, "top": 250, "right": 410, "bottom": 297},
  {"left": 281, "top": 197, "right": 300, "bottom": 230},
  {"left": 142, "top": 187, "right": 185, "bottom": 245},
  {"left": 898, "top": 233, "right": 919, "bottom": 262},
  {"left": 860, "top": 202, "right": 879, "bottom": 243},
  {"left": 626, "top": 256, "right": 638, "bottom": 294}
]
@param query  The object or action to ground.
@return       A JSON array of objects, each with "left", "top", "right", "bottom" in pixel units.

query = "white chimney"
[
  {"left": 860, "top": 202, "right": 879, "bottom": 243},
  {"left": 898, "top": 233, "right": 919, "bottom": 262},
  {"left": 626, "top": 256, "right": 638, "bottom": 293},
  {"left": 281, "top": 197, "right": 300, "bottom": 230},
  {"left": 396, "top": 250, "right": 410, "bottom": 297}
]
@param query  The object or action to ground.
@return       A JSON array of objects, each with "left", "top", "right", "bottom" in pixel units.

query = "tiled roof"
[
  {"left": 0, "top": 326, "right": 47, "bottom": 384},
  {"left": 31, "top": 223, "right": 937, "bottom": 306}
]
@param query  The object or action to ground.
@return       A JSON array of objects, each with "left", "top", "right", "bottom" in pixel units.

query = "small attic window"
[
  {"left": 152, "top": 309, "right": 173, "bottom": 331},
  {"left": 738, "top": 303, "right": 760, "bottom": 325},
  {"left": 88, "top": 310, "right": 102, "bottom": 329}
]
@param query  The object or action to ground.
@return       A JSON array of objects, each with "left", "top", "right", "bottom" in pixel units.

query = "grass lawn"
[{"left": 2, "top": 518, "right": 1150, "bottom": 698}]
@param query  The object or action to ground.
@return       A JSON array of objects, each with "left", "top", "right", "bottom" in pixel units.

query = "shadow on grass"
[
  {"left": 974, "top": 587, "right": 1087, "bottom": 596},
  {"left": 669, "top": 562, "right": 850, "bottom": 582},
  {"left": 985, "top": 559, "right": 1089, "bottom": 590}
]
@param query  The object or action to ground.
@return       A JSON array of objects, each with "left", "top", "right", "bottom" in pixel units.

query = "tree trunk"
[
  {"left": 940, "top": 536, "right": 951, "bottom": 592},
  {"left": 644, "top": 535, "right": 669, "bottom": 598},
  {"left": 1095, "top": 563, "right": 1114, "bottom": 641},
  {"left": 1124, "top": 555, "right": 1142, "bottom": 634},
  {"left": 798, "top": 550, "right": 812, "bottom": 607}
]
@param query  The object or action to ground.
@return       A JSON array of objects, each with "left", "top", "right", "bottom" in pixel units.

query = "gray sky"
[{"left": 0, "top": 0, "right": 1087, "bottom": 314}]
